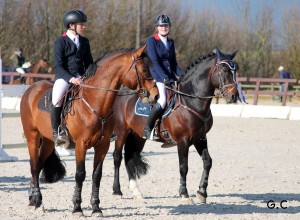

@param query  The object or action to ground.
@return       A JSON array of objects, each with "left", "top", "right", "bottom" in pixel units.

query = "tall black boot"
[
  {"left": 143, "top": 103, "right": 163, "bottom": 139},
  {"left": 50, "top": 106, "right": 67, "bottom": 146}
]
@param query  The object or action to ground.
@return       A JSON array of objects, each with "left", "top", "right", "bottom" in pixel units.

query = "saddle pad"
[
  {"left": 134, "top": 97, "right": 175, "bottom": 118},
  {"left": 38, "top": 89, "right": 54, "bottom": 112}
]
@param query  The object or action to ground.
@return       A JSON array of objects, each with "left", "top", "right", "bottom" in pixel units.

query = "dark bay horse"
[
  {"left": 111, "top": 48, "right": 241, "bottom": 204},
  {"left": 20, "top": 46, "right": 157, "bottom": 216}
]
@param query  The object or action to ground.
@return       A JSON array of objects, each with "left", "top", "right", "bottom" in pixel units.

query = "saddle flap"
[
  {"left": 37, "top": 86, "right": 77, "bottom": 113},
  {"left": 134, "top": 94, "right": 177, "bottom": 118},
  {"left": 38, "top": 89, "right": 54, "bottom": 112}
]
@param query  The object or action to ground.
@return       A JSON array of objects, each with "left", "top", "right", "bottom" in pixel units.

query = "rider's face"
[
  {"left": 69, "top": 22, "right": 86, "bottom": 35},
  {"left": 157, "top": 24, "right": 170, "bottom": 37}
]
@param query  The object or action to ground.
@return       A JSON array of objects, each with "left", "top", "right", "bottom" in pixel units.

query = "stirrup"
[
  {"left": 143, "top": 129, "right": 159, "bottom": 140},
  {"left": 143, "top": 128, "right": 152, "bottom": 139},
  {"left": 56, "top": 126, "right": 69, "bottom": 146}
]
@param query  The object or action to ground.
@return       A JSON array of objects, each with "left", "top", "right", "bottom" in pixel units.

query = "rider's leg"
[
  {"left": 143, "top": 82, "right": 166, "bottom": 139},
  {"left": 143, "top": 102, "right": 163, "bottom": 139},
  {"left": 51, "top": 79, "right": 69, "bottom": 147}
]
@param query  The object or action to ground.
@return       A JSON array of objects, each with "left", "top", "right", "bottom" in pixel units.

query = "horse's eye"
[{"left": 142, "top": 67, "right": 147, "bottom": 72}]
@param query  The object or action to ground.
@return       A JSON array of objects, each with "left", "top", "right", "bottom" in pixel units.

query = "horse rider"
[
  {"left": 143, "top": 14, "right": 184, "bottom": 139},
  {"left": 51, "top": 9, "right": 93, "bottom": 155},
  {"left": 13, "top": 47, "right": 26, "bottom": 74}
]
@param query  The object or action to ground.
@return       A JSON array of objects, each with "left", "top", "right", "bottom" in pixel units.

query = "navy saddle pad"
[{"left": 134, "top": 97, "right": 175, "bottom": 118}]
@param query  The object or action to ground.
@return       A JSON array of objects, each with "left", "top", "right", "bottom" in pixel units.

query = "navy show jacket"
[
  {"left": 146, "top": 34, "right": 183, "bottom": 83},
  {"left": 53, "top": 33, "right": 93, "bottom": 82}
]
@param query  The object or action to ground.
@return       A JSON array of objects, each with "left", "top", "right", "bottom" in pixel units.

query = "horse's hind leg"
[
  {"left": 124, "top": 132, "right": 147, "bottom": 199},
  {"left": 194, "top": 137, "right": 212, "bottom": 203}
]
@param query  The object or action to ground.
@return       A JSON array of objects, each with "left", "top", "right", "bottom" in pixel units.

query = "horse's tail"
[
  {"left": 124, "top": 132, "right": 149, "bottom": 180},
  {"left": 40, "top": 150, "right": 66, "bottom": 183}
]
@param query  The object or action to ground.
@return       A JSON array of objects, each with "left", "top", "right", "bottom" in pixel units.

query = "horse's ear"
[
  {"left": 134, "top": 45, "right": 147, "bottom": 59},
  {"left": 230, "top": 50, "right": 238, "bottom": 60},
  {"left": 215, "top": 47, "right": 222, "bottom": 63}
]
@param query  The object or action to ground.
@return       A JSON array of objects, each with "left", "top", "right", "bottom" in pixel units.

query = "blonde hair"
[{"left": 278, "top": 66, "right": 284, "bottom": 71}]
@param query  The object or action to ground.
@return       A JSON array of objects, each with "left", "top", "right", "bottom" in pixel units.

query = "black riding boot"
[
  {"left": 50, "top": 106, "right": 67, "bottom": 146},
  {"left": 143, "top": 103, "right": 163, "bottom": 139}
]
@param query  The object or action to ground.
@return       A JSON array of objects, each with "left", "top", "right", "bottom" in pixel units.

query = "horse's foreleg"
[
  {"left": 194, "top": 138, "right": 212, "bottom": 203},
  {"left": 90, "top": 144, "right": 110, "bottom": 217},
  {"left": 72, "top": 159, "right": 86, "bottom": 215},
  {"left": 177, "top": 143, "right": 190, "bottom": 199},
  {"left": 90, "top": 160, "right": 103, "bottom": 216}
]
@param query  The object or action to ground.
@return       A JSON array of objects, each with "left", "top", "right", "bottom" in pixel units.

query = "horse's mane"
[
  {"left": 84, "top": 48, "right": 152, "bottom": 80},
  {"left": 84, "top": 48, "right": 134, "bottom": 80},
  {"left": 184, "top": 53, "right": 216, "bottom": 74}
]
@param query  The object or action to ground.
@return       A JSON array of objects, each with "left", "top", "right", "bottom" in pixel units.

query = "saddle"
[
  {"left": 134, "top": 87, "right": 178, "bottom": 148},
  {"left": 37, "top": 86, "right": 76, "bottom": 115},
  {"left": 38, "top": 85, "right": 79, "bottom": 149}
]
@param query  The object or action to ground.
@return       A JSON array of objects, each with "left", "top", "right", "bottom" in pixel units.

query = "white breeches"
[
  {"left": 52, "top": 79, "right": 70, "bottom": 107},
  {"left": 156, "top": 82, "right": 167, "bottom": 109}
]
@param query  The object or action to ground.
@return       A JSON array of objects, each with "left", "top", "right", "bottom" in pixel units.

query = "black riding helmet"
[
  {"left": 155, "top": 14, "right": 172, "bottom": 26},
  {"left": 63, "top": 9, "right": 88, "bottom": 29}
]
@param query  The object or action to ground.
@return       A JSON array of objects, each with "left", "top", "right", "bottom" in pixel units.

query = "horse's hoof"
[
  {"left": 91, "top": 211, "right": 103, "bottom": 217},
  {"left": 112, "top": 193, "right": 123, "bottom": 199},
  {"left": 26, "top": 205, "right": 45, "bottom": 213},
  {"left": 181, "top": 197, "right": 195, "bottom": 205},
  {"left": 132, "top": 191, "right": 143, "bottom": 200},
  {"left": 35, "top": 205, "right": 45, "bottom": 213},
  {"left": 197, "top": 191, "right": 207, "bottom": 203},
  {"left": 72, "top": 211, "right": 84, "bottom": 217}
]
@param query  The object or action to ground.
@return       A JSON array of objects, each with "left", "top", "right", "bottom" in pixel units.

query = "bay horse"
[
  {"left": 13, "top": 58, "right": 52, "bottom": 84},
  {"left": 111, "top": 48, "right": 241, "bottom": 204},
  {"left": 25, "top": 58, "right": 52, "bottom": 84},
  {"left": 20, "top": 46, "right": 157, "bottom": 216}
]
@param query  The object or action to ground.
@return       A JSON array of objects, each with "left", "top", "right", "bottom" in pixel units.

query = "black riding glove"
[{"left": 164, "top": 77, "right": 171, "bottom": 87}]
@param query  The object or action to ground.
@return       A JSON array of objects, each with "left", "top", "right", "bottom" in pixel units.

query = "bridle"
[
  {"left": 214, "top": 59, "right": 238, "bottom": 98},
  {"left": 166, "top": 59, "right": 238, "bottom": 100},
  {"left": 122, "top": 53, "right": 155, "bottom": 98},
  {"left": 167, "top": 59, "right": 238, "bottom": 121}
]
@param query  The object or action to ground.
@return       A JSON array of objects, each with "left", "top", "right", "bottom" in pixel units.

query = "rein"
[
  {"left": 166, "top": 85, "right": 216, "bottom": 99},
  {"left": 79, "top": 84, "right": 120, "bottom": 92}
]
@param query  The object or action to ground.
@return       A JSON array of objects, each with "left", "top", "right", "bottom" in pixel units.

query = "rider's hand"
[
  {"left": 164, "top": 77, "right": 171, "bottom": 87},
  {"left": 71, "top": 77, "right": 82, "bottom": 85}
]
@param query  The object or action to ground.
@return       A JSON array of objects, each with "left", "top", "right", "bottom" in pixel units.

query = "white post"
[{"left": 0, "top": 47, "right": 18, "bottom": 161}]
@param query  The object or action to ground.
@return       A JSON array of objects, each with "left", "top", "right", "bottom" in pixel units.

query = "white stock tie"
[{"left": 73, "top": 36, "right": 79, "bottom": 48}]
